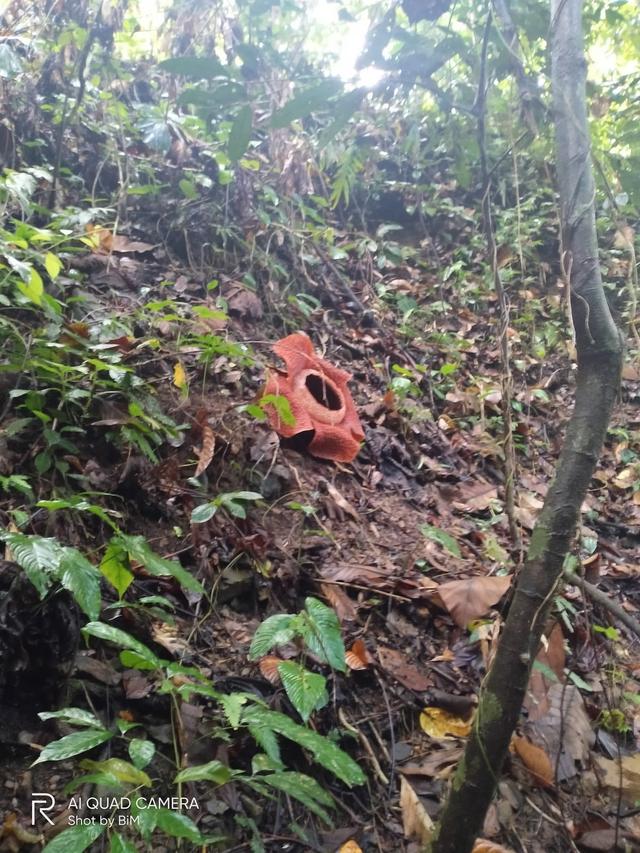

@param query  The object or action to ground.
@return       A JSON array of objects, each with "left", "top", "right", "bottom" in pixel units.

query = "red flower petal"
[{"left": 263, "top": 332, "right": 365, "bottom": 463}]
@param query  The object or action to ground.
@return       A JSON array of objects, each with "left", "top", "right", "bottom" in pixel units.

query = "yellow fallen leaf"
[
  {"left": 173, "top": 361, "right": 188, "bottom": 390},
  {"left": 420, "top": 706, "right": 472, "bottom": 739},
  {"left": 338, "top": 842, "right": 363, "bottom": 853}
]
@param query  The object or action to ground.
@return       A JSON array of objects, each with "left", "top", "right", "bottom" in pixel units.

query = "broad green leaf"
[
  {"left": 159, "top": 56, "right": 229, "bottom": 79},
  {"left": 80, "top": 757, "right": 151, "bottom": 786},
  {"left": 33, "top": 728, "right": 113, "bottom": 765},
  {"left": 261, "top": 771, "right": 333, "bottom": 823},
  {"left": 39, "top": 707, "right": 104, "bottom": 729},
  {"left": 153, "top": 809, "right": 203, "bottom": 842},
  {"left": 260, "top": 393, "right": 296, "bottom": 426},
  {"left": 82, "top": 621, "right": 162, "bottom": 668},
  {"left": 99, "top": 542, "right": 134, "bottom": 598},
  {"left": 228, "top": 105, "right": 253, "bottom": 162},
  {"left": 303, "top": 597, "right": 346, "bottom": 672},
  {"left": 242, "top": 706, "right": 365, "bottom": 786},
  {"left": 174, "top": 759, "right": 232, "bottom": 784},
  {"left": 271, "top": 80, "right": 342, "bottom": 128},
  {"left": 277, "top": 661, "right": 327, "bottom": 722},
  {"left": 59, "top": 547, "right": 102, "bottom": 620},
  {"left": 17, "top": 267, "right": 44, "bottom": 305},
  {"left": 119, "top": 650, "right": 158, "bottom": 670},
  {"left": 1, "top": 532, "right": 61, "bottom": 597},
  {"left": 42, "top": 822, "right": 106, "bottom": 853},
  {"left": 44, "top": 252, "right": 62, "bottom": 279},
  {"left": 128, "top": 738, "right": 156, "bottom": 769},
  {"left": 247, "top": 722, "right": 281, "bottom": 766},
  {"left": 114, "top": 533, "right": 204, "bottom": 594},
  {"left": 420, "top": 524, "right": 461, "bottom": 558},
  {"left": 248, "top": 614, "right": 296, "bottom": 658},
  {"left": 110, "top": 833, "right": 137, "bottom": 853},
  {"left": 191, "top": 502, "right": 217, "bottom": 523}
]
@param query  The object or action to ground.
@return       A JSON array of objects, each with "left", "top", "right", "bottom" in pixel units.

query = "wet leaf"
[{"left": 512, "top": 736, "right": 554, "bottom": 787}]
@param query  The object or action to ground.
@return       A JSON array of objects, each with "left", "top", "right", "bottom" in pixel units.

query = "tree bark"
[{"left": 426, "top": 2, "right": 624, "bottom": 851}]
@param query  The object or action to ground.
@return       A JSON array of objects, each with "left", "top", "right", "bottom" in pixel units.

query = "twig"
[{"left": 563, "top": 569, "right": 640, "bottom": 638}]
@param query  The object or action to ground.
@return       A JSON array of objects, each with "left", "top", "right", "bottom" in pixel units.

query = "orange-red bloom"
[{"left": 263, "top": 333, "right": 364, "bottom": 463}]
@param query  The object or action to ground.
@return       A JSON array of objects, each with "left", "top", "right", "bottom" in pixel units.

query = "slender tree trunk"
[{"left": 426, "top": 2, "right": 624, "bottom": 851}]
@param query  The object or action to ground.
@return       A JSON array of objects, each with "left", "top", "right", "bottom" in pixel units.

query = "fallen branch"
[{"left": 563, "top": 569, "right": 640, "bottom": 639}]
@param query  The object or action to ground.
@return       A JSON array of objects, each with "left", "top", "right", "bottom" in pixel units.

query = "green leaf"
[
  {"left": 80, "top": 757, "right": 152, "bottom": 786},
  {"left": 261, "top": 771, "right": 333, "bottom": 823},
  {"left": 191, "top": 502, "right": 217, "bottom": 523},
  {"left": 153, "top": 809, "right": 203, "bottom": 842},
  {"left": 271, "top": 80, "right": 342, "bottom": 128},
  {"left": 174, "top": 759, "right": 232, "bottom": 784},
  {"left": 82, "top": 621, "right": 162, "bottom": 668},
  {"left": 1, "top": 533, "right": 61, "bottom": 597},
  {"left": 303, "top": 597, "right": 346, "bottom": 672},
  {"left": 42, "top": 822, "right": 106, "bottom": 853},
  {"left": 277, "top": 661, "right": 327, "bottom": 723},
  {"left": 32, "top": 728, "right": 113, "bottom": 765},
  {"left": 17, "top": 267, "right": 44, "bottom": 305},
  {"left": 59, "top": 547, "right": 102, "bottom": 620},
  {"left": 228, "top": 105, "right": 253, "bottom": 162},
  {"left": 260, "top": 393, "right": 296, "bottom": 427},
  {"left": 119, "top": 650, "right": 158, "bottom": 670},
  {"left": 44, "top": 252, "right": 63, "bottom": 280},
  {"left": 248, "top": 614, "right": 296, "bottom": 659},
  {"left": 242, "top": 706, "right": 365, "bottom": 786},
  {"left": 39, "top": 707, "right": 104, "bottom": 729},
  {"left": 99, "top": 542, "right": 134, "bottom": 598},
  {"left": 114, "top": 533, "right": 203, "bottom": 594},
  {"left": 159, "top": 56, "right": 229, "bottom": 79},
  {"left": 219, "top": 692, "right": 247, "bottom": 729},
  {"left": 419, "top": 524, "right": 461, "bottom": 558},
  {"left": 128, "top": 738, "right": 156, "bottom": 769},
  {"left": 109, "top": 833, "right": 137, "bottom": 853}
]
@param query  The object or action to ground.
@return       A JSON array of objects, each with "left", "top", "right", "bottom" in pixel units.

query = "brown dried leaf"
[
  {"left": 524, "top": 622, "right": 565, "bottom": 720},
  {"left": 472, "top": 841, "right": 515, "bottom": 853},
  {"left": 526, "top": 683, "right": 594, "bottom": 781},
  {"left": 399, "top": 745, "right": 463, "bottom": 778},
  {"left": 377, "top": 645, "right": 430, "bottom": 692},
  {"left": 595, "top": 754, "right": 640, "bottom": 801},
  {"left": 512, "top": 735, "right": 554, "bottom": 787},
  {"left": 438, "top": 575, "right": 512, "bottom": 628},
  {"left": 345, "top": 639, "right": 372, "bottom": 670},
  {"left": 325, "top": 482, "right": 359, "bottom": 521},
  {"left": 194, "top": 425, "right": 216, "bottom": 477},
  {"left": 319, "top": 581, "right": 358, "bottom": 622},
  {"left": 259, "top": 656, "right": 283, "bottom": 685},
  {"left": 400, "top": 776, "right": 434, "bottom": 844},
  {"left": 151, "top": 623, "right": 189, "bottom": 656}
]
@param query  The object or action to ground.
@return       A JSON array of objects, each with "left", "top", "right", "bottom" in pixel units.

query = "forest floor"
[{"left": 1, "top": 199, "right": 640, "bottom": 853}]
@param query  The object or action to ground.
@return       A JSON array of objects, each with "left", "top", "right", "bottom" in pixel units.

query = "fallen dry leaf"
[
  {"left": 151, "top": 623, "right": 189, "bottom": 656},
  {"left": 524, "top": 622, "right": 565, "bottom": 720},
  {"left": 512, "top": 735, "right": 554, "bottom": 787},
  {"left": 320, "top": 581, "right": 358, "bottom": 622},
  {"left": 258, "top": 656, "right": 283, "bottom": 684},
  {"left": 345, "top": 639, "right": 372, "bottom": 670},
  {"left": 325, "top": 481, "right": 359, "bottom": 521},
  {"left": 400, "top": 776, "right": 434, "bottom": 844},
  {"left": 377, "top": 646, "right": 430, "bottom": 692},
  {"left": 472, "top": 841, "right": 515, "bottom": 853},
  {"left": 173, "top": 361, "right": 188, "bottom": 390},
  {"left": 438, "top": 575, "right": 512, "bottom": 628},
  {"left": 194, "top": 425, "right": 216, "bottom": 477},
  {"left": 337, "top": 841, "right": 363, "bottom": 853},
  {"left": 420, "top": 706, "right": 471, "bottom": 739},
  {"left": 399, "top": 745, "right": 463, "bottom": 778},
  {"left": 595, "top": 753, "right": 640, "bottom": 800},
  {"left": 525, "top": 683, "right": 593, "bottom": 781}
]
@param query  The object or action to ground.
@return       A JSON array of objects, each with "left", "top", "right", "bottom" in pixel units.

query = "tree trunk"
[{"left": 426, "top": 2, "right": 624, "bottom": 851}]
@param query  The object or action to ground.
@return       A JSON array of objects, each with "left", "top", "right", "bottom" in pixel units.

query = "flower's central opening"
[{"left": 305, "top": 373, "right": 343, "bottom": 411}]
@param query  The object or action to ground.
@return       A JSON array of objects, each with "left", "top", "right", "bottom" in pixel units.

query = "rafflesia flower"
[{"left": 263, "top": 332, "right": 365, "bottom": 463}]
